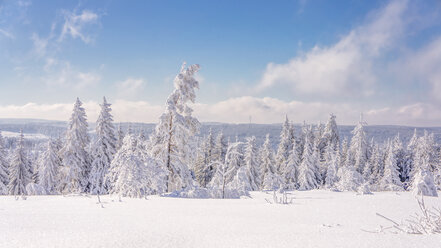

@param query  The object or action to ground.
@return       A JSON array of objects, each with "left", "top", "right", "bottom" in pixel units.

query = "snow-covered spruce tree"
[
  {"left": 410, "top": 133, "right": 438, "bottom": 196},
  {"left": 116, "top": 123, "right": 125, "bottom": 151},
  {"left": 284, "top": 140, "right": 300, "bottom": 190},
  {"left": 275, "top": 116, "right": 293, "bottom": 174},
  {"left": 324, "top": 144, "right": 339, "bottom": 188},
  {"left": 212, "top": 131, "right": 227, "bottom": 163},
  {"left": 243, "top": 136, "right": 260, "bottom": 190},
  {"left": 0, "top": 131, "right": 9, "bottom": 194},
  {"left": 38, "top": 139, "right": 61, "bottom": 194},
  {"left": 59, "top": 98, "right": 91, "bottom": 193},
  {"left": 340, "top": 138, "right": 349, "bottom": 169},
  {"left": 196, "top": 130, "right": 216, "bottom": 187},
  {"left": 8, "top": 131, "right": 32, "bottom": 195},
  {"left": 149, "top": 63, "right": 200, "bottom": 192},
  {"left": 379, "top": 142, "right": 403, "bottom": 191},
  {"left": 298, "top": 134, "right": 318, "bottom": 190},
  {"left": 260, "top": 134, "right": 282, "bottom": 190},
  {"left": 89, "top": 97, "right": 117, "bottom": 194},
  {"left": 365, "top": 143, "right": 382, "bottom": 188},
  {"left": 349, "top": 115, "right": 369, "bottom": 174},
  {"left": 320, "top": 114, "right": 340, "bottom": 152},
  {"left": 225, "top": 141, "right": 244, "bottom": 184},
  {"left": 194, "top": 143, "right": 209, "bottom": 187},
  {"left": 109, "top": 134, "right": 167, "bottom": 198}
]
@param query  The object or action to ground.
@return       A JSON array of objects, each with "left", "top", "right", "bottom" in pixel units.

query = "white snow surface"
[{"left": 0, "top": 190, "right": 440, "bottom": 248}]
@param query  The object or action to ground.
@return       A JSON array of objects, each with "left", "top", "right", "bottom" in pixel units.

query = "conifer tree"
[
  {"left": 38, "top": 139, "right": 61, "bottom": 194},
  {"left": 212, "top": 131, "right": 227, "bottom": 163},
  {"left": 149, "top": 63, "right": 200, "bottom": 192},
  {"left": 275, "top": 116, "right": 293, "bottom": 174},
  {"left": 321, "top": 114, "right": 340, "bottom": 152},
  {"left": 298, "top": 134, "right": 318, "bottom": 190},
  {"left": 379, "top": 142, "right": 403, "bottom": 191},
  {"left": 260, "top": 134, "right": 282, "bottom": 190},
  {"left": 243, "top": 136, "right": 260, "bottom": 190},
  {"left": 8, "top": 131, "right": 32, "bottom": 195},
  {"left": 0, "top": 131, "right": 9, "bottom": 194},
  {"left": 284, "top": 141, "right": 300, "bottom": 190},
  {"left": 89, "top": 97, "right": 117, "bottom": 194},
  {"left": 324, "top": 144, "right": 339, "bottom": 188},
  {"left": 59, "top": 98, "right": 91, "bottom": 193},
  {"left": 410, "top": 133, "right": 438, "bottom": 196},
  {"left": 349, "top": 114, "right": 369, "bottom": 174}
]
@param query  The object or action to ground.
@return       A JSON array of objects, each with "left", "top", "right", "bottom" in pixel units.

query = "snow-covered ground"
[{"left": 0, "top": 191, "right": 440, "bottom": 248}]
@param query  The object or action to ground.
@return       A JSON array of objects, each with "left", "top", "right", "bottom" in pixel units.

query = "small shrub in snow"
[{"left": 375, "top": 196, "right": 441, "bottom": 234}]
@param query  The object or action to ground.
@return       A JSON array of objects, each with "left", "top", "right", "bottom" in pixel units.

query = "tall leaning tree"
[
  {"left": 59, "top": 98, "right": 91, "bottom": 193},
  {"left": 149, "top": 63, "right": 201, "bottom": 192}
]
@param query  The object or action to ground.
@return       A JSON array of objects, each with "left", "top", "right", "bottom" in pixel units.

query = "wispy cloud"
[
  {"left": 116, "top": 78, "right": 146, "bottom": 97},
  {"left": 58, "top": 9, "right": 99, "bottom": 44},
  {"left": 257, "top": 0, "right": 408, "bottom": 98},
  {"left": 0, "top": 28, "right": 14, "bottom": 39}
]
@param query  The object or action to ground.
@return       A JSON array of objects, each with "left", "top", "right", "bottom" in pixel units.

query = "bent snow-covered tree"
[
  {"left": 8, "top": 131, "right": 32, "bottom": 195},
  {"left": 89, "top": 97, "right": 117, "bottom": 194},
  {"left": 59, "top": 98, "right": 91, "bottom": 193},
  {"left": 109, "top": 134, "right": 167, "bottom": 198},
  {"left": 150, "top": 63, "right": 201, "bottom": 192}
]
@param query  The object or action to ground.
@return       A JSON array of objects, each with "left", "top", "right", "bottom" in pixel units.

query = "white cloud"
[
  {"left": 0, "top": 28, "right": 14, "bottom": 39},
  {"left": 0, "top": 97, "right": 439, "bottom": 126},
  {"left": 59, "top": 9, "right": 99, "bottom": 44},
  {"left": 116, "top": 78, "right": 146, "bottom": 98},
  {"left": 42, "top": 60, "right": 101, "bottom": 89},
  {"left": 257, "top": 0, "right": 408, "bottom": 97},
  {"left": 391, "top": 36, "right": 441, "bottom": 102}
]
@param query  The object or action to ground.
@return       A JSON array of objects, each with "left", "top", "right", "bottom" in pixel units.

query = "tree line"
[{"left": 0, "top": 63, "right": 440, "bottom": 198}]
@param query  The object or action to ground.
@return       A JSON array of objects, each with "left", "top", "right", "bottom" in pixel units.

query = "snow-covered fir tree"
[
  {"left": 320, "top": 114, "right": 340, "bottom": 152},
  {"left": 349, "top": 114, "right": 369, "bottom": 174},
  {"left": 225, "top": 141, "right": 244, "bottom": 184},
  {"left": 379, "top": 142, "right": 403, "bottom": 191},
  {"left": 116, "top": 123, "right": 125, "bottom": 151},
  {"left": 38, "top": 139, "right": 61, "bottom": 194},
  {"left": 59, "top": 98, "right": 91, "bottom": 193},
  {"left": 275, "top": 116, "right": 293, "bottom": 174},
  {"left": 324, "top": 144, "right": 339, "bottom": 188},
  {"left": 298, "top": 134, "right": 318, "bottom": 190},
  {"left": 89, "top": 97, "right": 117, "bottom": 194},
  {"left": 260, "top": 134, "right": 282, "bottom": 190},
  {"left": 410, "top": 132, "right": 438, "bottom": 196},
  {"left": 8, "top": 131, "right": 32, "bottom": 195},
  {"left": 212, "top": 131, "right": 227, "bottom": 163},
  {"left": 149, "top": 63, "right": 200, "bottom": 192},
  {"left": 243, "top": 136, "right": 260, "bottom": 190},
  {"left": 0, "top": 131, "right": 9, "bottom": 194},
  {"left": 109, "top": 134, "right": 167, "bottom": 198},
  {"left": 284, "top": 141, "right": 300, "bottom": 190}
]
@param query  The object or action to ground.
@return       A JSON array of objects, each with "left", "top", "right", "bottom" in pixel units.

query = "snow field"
[{"left": 0, "top": 190, "right": 440, "bottom": 248}]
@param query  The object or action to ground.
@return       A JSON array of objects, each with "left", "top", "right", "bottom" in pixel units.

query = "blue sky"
[{"left": 1, "top": 0, "right": 441, "bottom": 126}]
